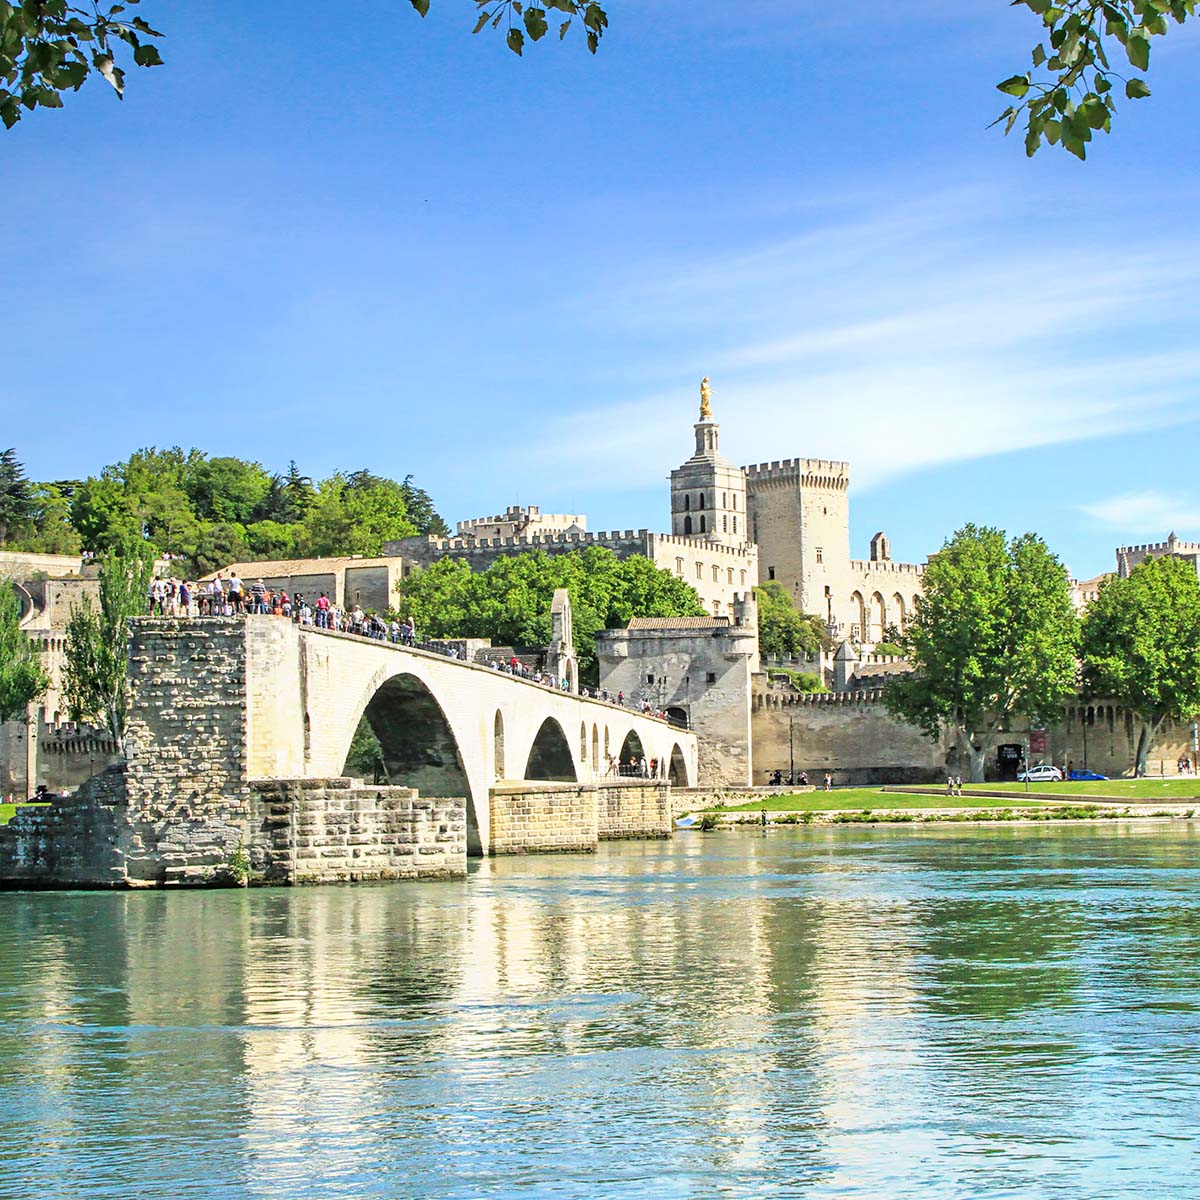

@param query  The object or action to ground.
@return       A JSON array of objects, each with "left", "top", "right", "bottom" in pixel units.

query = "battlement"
[
  {"left": 850, "top": 559, "right": 924, "bottom": 577},
  {"left": 394, "top": 530, "right": 653, "bottom": 556},
  {"left": 753, "top": 689, "right": 885, "bottom": 709},
  {"left": 743, "top": 458, "right": 850, "bottom": 489},
  {"left": 648, "top": 533, "right": 758, "bottom": 559},
  {"left": 1117, "top": 539, "right": 1200, "bottom": 555}
]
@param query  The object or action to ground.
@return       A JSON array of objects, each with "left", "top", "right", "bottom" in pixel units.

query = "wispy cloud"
[
  {"left": 1079, "top": 491, "right": 1200, "bottom": 535},
  {"left": 525, "top": 184, "right": 1200, "bottom": 498}
]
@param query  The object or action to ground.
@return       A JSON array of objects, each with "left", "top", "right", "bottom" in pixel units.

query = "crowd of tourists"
[
  {"left": 146, "top": 574, "right": 418, "bottom": 643},
  {"left": 146, "top": 573, "right": 674, "bottom": 718}
]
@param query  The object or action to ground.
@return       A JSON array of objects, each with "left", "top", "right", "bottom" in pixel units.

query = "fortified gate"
[{"left": 0, "top": 617, "right": 698, "bottom": 888}]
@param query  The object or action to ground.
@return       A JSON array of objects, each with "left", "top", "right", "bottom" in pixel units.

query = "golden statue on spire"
[{"left": 699, "top": 376, "right": 713, "bottom": 420}]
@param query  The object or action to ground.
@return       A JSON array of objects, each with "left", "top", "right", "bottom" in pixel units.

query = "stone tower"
[
  {"left": 744, "top": 458, "right": 852, "bottom": 627},
  {"left": 669, "top": 379, "right": 748, "bottom": 548}
]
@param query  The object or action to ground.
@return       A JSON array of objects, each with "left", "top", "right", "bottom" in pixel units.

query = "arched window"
[
  {"left": 684, "top": 515, "right": 693, "bottom": 535},
  {"left": 675, "top": 557, "right": 684, "bottom": 575},
  {"left": 699, "top": 515, "right": 706, "bottom": 533},
  {"left": 732, "top": 516, "right": 737, "bottom": 533},
  {"left": 581, "top": 721, "right": 588, "bottom": 762},
  {"left": 684, "top": 494, "right": 691, "bottom": 511},
  {"left": 696, "top": 562, "right": 703, "bottom": 580},
  {"left": 727, "top": 568, "right": 734, "bottom": 584},
  {"left": 712, "top": 564, "right": 720, "bottom": 582},
  {"left": 722, "top": 515, "right": 728, "bottom": 533},
  {"left": 699, "top": 493, "right": 706, "bottom": 509}
]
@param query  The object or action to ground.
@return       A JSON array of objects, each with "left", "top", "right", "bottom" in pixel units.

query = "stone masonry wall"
[
  {"left": 0, "top": 766, "right": 126, "bottom": 887},
  {"left": 251, "top": 778, "right": 466, "bottom": 883},
  {"left": 595, "top": 782, "right": 672, "bottom": 840},
  {"left": 489, "top": 782, "right": 598, "bottom": 854},
  {"left": 122, "top": 618, "right": 252, "bottom": 884}
]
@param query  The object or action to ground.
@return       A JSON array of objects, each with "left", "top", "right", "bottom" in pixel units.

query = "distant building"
[{"left": 1116, "top": 532, "right": 1200, "bottom": 579}]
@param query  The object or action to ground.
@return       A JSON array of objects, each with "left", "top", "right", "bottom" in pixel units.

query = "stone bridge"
[
  {"left": 232, "top": 616, "right": 698, "bottom": 854},
  {"left": 0, "top": 616, "right": 699, "bottom": 887}
]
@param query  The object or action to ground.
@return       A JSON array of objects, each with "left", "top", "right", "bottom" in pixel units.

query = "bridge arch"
[
  {"left": 619, "top": 729, "right": 646, "bottom": 774},
  {"left": 525, "top": 717, "right": 578, "bottom": 782},
  {"left": 350, "top": 671, "right": 482, "bottom": 856},
  {"left": 668, "top": 743, "right": 689, "bottom": 786}
]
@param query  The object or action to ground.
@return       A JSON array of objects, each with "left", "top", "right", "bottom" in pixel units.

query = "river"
[{"left": 1, "top": 823, "right": 1197, "bottom": 1199}]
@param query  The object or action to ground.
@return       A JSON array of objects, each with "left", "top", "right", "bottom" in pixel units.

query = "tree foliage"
[
  {"left": 62, "top": 543, "right": 154, "bottom": 751},
  {"left": 0, "top": 580, "right": 48, "bottom": 724},
  {"left": 1, "top": 445, "right": 445, "bottom": 575},
  {"left": 756, "top": 580, "right": 831, "bottom": 661},
  {"left": 884, "top": 524, "right": 1079, "bottom": 781},
  {"left": 0, "top": 0, "right": 162, "bottom": 130},
  {"left": 394, "top": 547, "right": 705, "bottom": 680},
  {"left": 996, "top": 0, "right": 1195, "bottom": 158},
  {"left": 0, "top": 448, "right": 35, "bottom": 545},
  {"left": 4, "top": 0, "right": 1191, "bottom": 160},
  {"left": 1081, "top": 555, "right": 1200, "bottom": 773}
]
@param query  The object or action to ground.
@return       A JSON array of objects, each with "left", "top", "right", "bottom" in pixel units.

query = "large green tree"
[
  {"left": 62, "top": 544, "right": 153, "bottom": 752},
  {"left": 297, "top": 472, "right": 418, "bottom": 558},
  {"left": 395, "top": 547, "right": 705, "bottom": 681},
  {"left": 0, "top": 448, "right": 35, "bottom": 545},
  {"left": 884, "top": 524, "right": 1079, "bottom": 782},
  {"left": 0, "top": 580, "right": 47, "bottom": 724},
  {"left": 756, "top": 580, "right": 831, "bottom": 662},
  {"left": 3, "top": 0, "right": 1189, "bottom": 156},
  {"left": 1081, "top": 555, "right": 1200, "bottom": 775}
]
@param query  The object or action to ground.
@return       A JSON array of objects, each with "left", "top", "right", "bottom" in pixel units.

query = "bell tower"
[{"left": 669, "top": 378, "right": 748, "bottom": 547}]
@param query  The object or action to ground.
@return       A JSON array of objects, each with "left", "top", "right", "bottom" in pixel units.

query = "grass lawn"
[
  {"left": 0, "top": 802, "right": 49, "bottom": 824},
  {"left": 711, "top": 790, "right": 1057, "bottom": 813},
  {"left": 957, "top": 779, "right": 1200, "bottom": 801}
]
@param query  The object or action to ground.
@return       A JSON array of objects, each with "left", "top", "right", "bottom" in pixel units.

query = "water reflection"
[{"left": 0, "top": 824, "right": 1198, "bottom": 1198}]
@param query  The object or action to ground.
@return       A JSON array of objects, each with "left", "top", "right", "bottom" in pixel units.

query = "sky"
[{"left": 4, "top": 0, "right": 1199, "bottom": 580}]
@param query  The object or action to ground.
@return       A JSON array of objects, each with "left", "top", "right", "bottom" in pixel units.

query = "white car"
[{"left": 1017, "top": 763, "right": 1064, "bottom": 783}]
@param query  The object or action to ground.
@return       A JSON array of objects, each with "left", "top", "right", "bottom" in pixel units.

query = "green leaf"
[
  {"left": 132, "top": 42, "right": 161, "bottom": 67},
  {"left": 1125, "top": 77, "right": 1151, "bottom": 97},
  {"left": 1095, "top": 73, "right": 1111, "bottom": 92},
  {"left": 507, "top": 27, "right": 524, "bottom": 54},
  {"left": 1043, "top": 117, "right": 1062, "bottom": 143},
  {"left": 1126, "top": 32, "right": 1150, "bottom": 68},
  {"left": 1032, "top": 43, "right": 1046, "bottom": 66},
  {"left": 997, "top": 73, "right": 1031, "bottom": 98},
  {"left": 473, "top": 9, "right": 491, "bottom": 32},
  {"left": 409, "top": 0, "right": 430, "bottom": 14},
  {"left": 559, "top": 18, "right": 571, "bottom": 38},
  {"left": 524, "top": 6, "right": 548, "bottom": 40}
]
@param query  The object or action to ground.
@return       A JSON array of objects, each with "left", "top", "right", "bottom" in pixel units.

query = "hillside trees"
[
  {"left": 0, "top": 449, "right": 35, "bottom": 545},
  {"left": 1081, "top": 555, "right": 1200, "bottom": 775},
  {"left": 394, "top": 547, "right": 705, "bottom": 680},
  {"left": 27, "top": 447, "right": 449, "bottom": 573},
  {"left": 884, "top": 524, "right": 1079, "bottom": 782}
]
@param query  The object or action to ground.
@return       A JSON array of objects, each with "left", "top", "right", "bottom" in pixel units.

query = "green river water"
[{"left": 1, "top": 823, "right": 1198, "bottom": 1199}]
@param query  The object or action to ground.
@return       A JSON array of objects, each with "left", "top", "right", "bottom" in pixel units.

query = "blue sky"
[{"left": 4, "top": 0, "right": 1199, "bottom": 580}]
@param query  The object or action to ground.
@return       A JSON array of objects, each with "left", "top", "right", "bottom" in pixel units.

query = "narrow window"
[
  {"left": 732, "top": 516, "right": 737, "bottom": 533},
  {"left": 768, "top": 566, "right": 776, "bottom": 580},
  {"left": 684, "top": 494, "right": 690, "bottom": 511},
  {"left": 647, "top": 673, "right": 655, "bottom": 685},
  {"left": 675, "top": 556, "right": 684, "bottom": 575},
  {"left": 696, "top": 562, "right": 703, "bottom": 580},
  {"left": 727, "top": 568, "right": 734, "bottom": 584},
  {"left": 712, "top": 565, "right": 720, "bottom": 582},
  {"left": 706, "top": 671, "right": 717, "bottom": 684},
  {"left": 699, "top": 493, "right": 706, "bottom": 509},
  {"left": 722, "top": 515, "right": 728, "bottom": 533},
  {"left": 816, "top": 547, "right": 823, "bottom": 564},
  {"left": 699, "top": 515, "right": 706, "bottom": 533}
]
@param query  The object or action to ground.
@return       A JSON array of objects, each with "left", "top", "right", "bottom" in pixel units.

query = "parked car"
[
  {"left": 1068, "top": 769, "right": 1108, "bottom": 782},
  {"left": 1017, "top": 764, "right": 1064, "bottom": 783}
]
